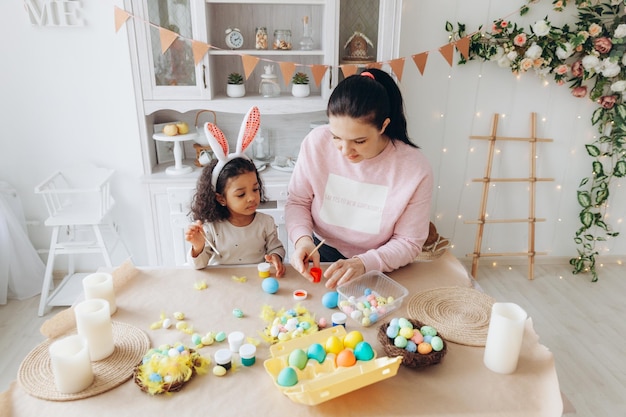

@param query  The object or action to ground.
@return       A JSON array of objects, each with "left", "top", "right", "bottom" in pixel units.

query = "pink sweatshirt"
[{"left": 286, "top": 125, "right": 433, "bottom": 273}]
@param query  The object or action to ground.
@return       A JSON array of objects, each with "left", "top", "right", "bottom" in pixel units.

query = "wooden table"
[{"left": 4, "top": 252, "right": 563, "bottom": 416}]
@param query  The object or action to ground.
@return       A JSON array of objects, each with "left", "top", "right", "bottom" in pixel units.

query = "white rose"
[
  {"left": 532, "top": 20, "right": 551, "bottom": 37},
  {"left": 610, "top": 80, "right": 626, "bottom": 92},
  {"left": 490, "top": 46, "right": 505, "bottom": 61},
  {"left": 497, "top": 56, "right": 512, "bottom": 68},
  {"left": 556, "top": 42, "right": 573, "bottom": 60},
  {"left": 506, "top": 50, "right": 518, "bottom": 61},
  {"left": 525, "top": 42, "right": 543, "bottom": 60},
  {"left": 601, "top": 58, "right": 621, "bottom": 77},
  {"left": 614, "top": 24, "right": 626, "bottom": 39},
  {"left": 582, "top": 54, "right": 600, "bottom": 70}
]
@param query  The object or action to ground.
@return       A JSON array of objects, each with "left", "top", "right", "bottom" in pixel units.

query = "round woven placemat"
[
  {"left": 18, "top": 321, "right": 150, "bottom": 401},
  {"left": 406, "top": 286, "right": 495, "bottom": 347}
]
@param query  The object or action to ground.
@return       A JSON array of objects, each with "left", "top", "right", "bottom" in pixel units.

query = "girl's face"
[
  {"left": 328, "top": 115, "right": 391, "bottom": 163},
  {"left": 216, "top": 171, "right": 260, "bottom": 219}
]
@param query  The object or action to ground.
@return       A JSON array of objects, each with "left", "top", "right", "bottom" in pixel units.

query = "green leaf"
[
  {"left": 595, "top": 188, "right": 609, "bottom": 205},
  {"left": 520, "top": 5, "right": 529, "bottom": 16},
  {"left": 585, "top": 144, "right": 601, "bottom": 156},
  {"left": 614, "top": 160, "right": 626, "bottom": 177},
  {"left": 616, "top": 104, "right": 626, "bottom": 123},
  {"left": 591, "top": 107, "right": 604, "bottom": 125},
  {"left": 596, "top": 220, "right": 608, "bottom": 231},
  {"left": 445, "top": 21, "right": 453, "bottom": 32},
  {"left": 577, "top": 191, "right": 592, "bottom": 207},
  {"left": 579, "top": 177, "right": 589, "bottom": 187},
  {"left": 580, "top": 211, "right": 594, "bottom": 228},
  {"left": 592, "top": 161, "right": 606, "bottom": 178},
  {"left": 584, "top": 234, "right": 595, "bottom": 241}
]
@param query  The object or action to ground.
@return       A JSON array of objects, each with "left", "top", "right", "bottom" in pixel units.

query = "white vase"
[
  {"left": 226, "top": 84, "right": 245, "bottom": 98},
  {"left": 291, "top": 84, "right": 310, "bottom": 98}
]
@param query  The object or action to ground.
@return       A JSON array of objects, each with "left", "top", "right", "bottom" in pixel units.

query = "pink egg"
[
  {"left": 411, "top": 332, "right": 424, "bottom": 344},
  {"left": 318, "top": 317, "right": 328, "bottom": 328}
]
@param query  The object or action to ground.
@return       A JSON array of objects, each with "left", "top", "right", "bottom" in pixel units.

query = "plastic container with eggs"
[
  {"left": 336, "top": 271, "right": 409, "bottom": 327},
  {"left": 263, "top": 326, "right": 401, "bottom": 405}
]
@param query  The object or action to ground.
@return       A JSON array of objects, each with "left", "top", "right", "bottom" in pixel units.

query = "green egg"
[
  {"left": 431, "top": 336, "right": 444, "bottom": 351},
  {"left": 288, "top": 348, "right": 308, "bottom": 370},
  {"left": 354, "top": 341, "right": 375, "bottom": 361},
  {"left": 420, "top": 325, "right": 437, "bottom": 337},
  {"left": 398, "top": 318, "right": 413, "bottom": 329},
  {"left": 277, "top": 367, "right": 298, "bottom": 387}
]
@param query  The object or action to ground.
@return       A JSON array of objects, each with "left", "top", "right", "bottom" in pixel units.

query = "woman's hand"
[
  {"left": 324, "top": 257, "right": 365, "bottom": 289},
  {"left": 185, "top": 220, "right": 205, "bottom": 257},
  {"left": 290, "top": 236, "right": 319, "bottom": 282},
  {"left": 265, "top": 253, "right": 286, "bottom": 278}
]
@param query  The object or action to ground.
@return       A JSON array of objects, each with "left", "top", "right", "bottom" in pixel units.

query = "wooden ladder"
[{"left": 465, "top": 113, "right": 553, "bottom": 280}]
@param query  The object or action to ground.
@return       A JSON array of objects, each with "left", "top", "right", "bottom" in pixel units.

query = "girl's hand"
[
  {"left": 185, "top": 220, "right": 205, "bottom": 257},
  {"left": 265, "top": 254, "right": 286, "bottom": 278},
  {"left": 323, "top": 257, "right": 365, "bottom": 289},
  {"left": 289, "top": 237, "right": 319, "bottom": 282}
]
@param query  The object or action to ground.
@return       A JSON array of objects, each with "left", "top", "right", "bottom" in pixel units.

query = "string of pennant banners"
[{"left": 113, "top": 5, "right": 474, "bottom": 87}]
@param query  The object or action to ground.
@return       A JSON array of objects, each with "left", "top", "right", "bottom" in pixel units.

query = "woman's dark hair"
[
  {"left": 327, "top": 68, "right": 417, "bottom": 148},
  {"left": 190, "top": 157, "right": 266, "bottom": 222}
]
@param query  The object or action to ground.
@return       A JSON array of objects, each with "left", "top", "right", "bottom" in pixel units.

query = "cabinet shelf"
[{"left": 210, "top": 49, "right": 325, "bottom": 56}]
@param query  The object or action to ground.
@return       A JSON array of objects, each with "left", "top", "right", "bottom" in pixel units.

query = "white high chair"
[{"left": 34, "top": 165, "right": 127, "bottom": 316}]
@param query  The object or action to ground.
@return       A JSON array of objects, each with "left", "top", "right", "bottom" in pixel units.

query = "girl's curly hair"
[{"left": 190, "top": 157, "right": 266, "bottom": 222}]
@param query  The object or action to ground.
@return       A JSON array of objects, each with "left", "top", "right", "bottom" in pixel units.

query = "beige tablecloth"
[{"left": 2, "top": 251, "right": 563, "bottom": 416}]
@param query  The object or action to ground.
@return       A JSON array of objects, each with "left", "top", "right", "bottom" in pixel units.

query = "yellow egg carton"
[{"left": 263, "top": 326, "right": 402, "bottom": 405}]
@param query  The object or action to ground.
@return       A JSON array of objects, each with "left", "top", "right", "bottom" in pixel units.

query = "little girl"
[{"left": 185, "top": 107, "right": 286, "bottom": 277}]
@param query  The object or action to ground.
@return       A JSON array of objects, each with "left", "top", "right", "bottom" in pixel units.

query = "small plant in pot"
[
  {"left": 291, "top": 72, "right": 310, "bottom": 98},
  {"left": 226, "top": 72, "right": 245, "bottom": 98}
]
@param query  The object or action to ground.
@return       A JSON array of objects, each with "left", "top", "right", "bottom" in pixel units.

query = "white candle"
[
  {"left": 74, "top": 299, "right": 115, "bottom": 361},
  {"left": 49, "top": 335, "right": 94, "bottom": 394},
  {"left": 483, "top": 302, "right": 528, "bottom": 374},
  {"left": 82, "top": 272, "right": 117, "bottom": 314}
]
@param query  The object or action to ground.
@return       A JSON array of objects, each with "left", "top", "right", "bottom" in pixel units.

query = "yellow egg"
[
  {"left": 324, "top": 335, "right": 344, "bottom": 354},
  {"left": 399, "top": 327, "right": 414, "bottom": 339},
  {"left": 343, "top": 330, "right": 364, "bottom": 349}
]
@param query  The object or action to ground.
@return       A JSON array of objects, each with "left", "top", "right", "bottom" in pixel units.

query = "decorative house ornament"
[
  {"left": 343, "top": 31, "right": 374, "bottom": 62},
  {"left": 25, "top": 0, "right": 84, "bottom": 26}
]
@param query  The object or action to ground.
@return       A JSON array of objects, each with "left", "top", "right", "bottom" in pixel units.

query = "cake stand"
[{"left": 153, "top": 131, "right": 198, "bottom": 175}]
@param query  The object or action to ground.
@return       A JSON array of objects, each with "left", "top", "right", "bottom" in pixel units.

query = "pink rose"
[
  {"left": 555, "top": 64, "right": 568, "bottom": 75},
  {"left": 514, "top": 33, "right": 527, "bottom": 47},
  {"left": 594, "top": 37, "right": 612, "bottom": 54},
  {"left": 572, "top": 86, "right": 587, "bottom": 98},
  {"left": 571, "top": 60, "right": 584, "bottom": 77},
  {"left": 599, "top": 95, "right": 617, "bottom": 109}
]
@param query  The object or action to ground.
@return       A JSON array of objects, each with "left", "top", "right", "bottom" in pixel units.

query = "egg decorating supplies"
[
  {"left": 260, "top": 304, "right": 318, "bottom": 344},
  {"left": 257, "top": 262, "right": 271, "bottom": 278},
  {"left": 293, "top": 289, "right": 308, "bottom": 301}
]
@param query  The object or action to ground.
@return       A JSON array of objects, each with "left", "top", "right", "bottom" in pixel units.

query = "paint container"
[
  {"left": 310, "top": 267, "right": 322, "bottom": 283},
  {"left": 214, "top": 348, "right": 232, "bottom": 370},
  {"left": 239, "top": 343, "right": 257, "bottom": 366},
  {"left": 331, "top": 312, "right": 347, "bottom": 327},
  {"left": 228, "top": 331, "right": 245, "bottom": 352},
  {"left": 258, "top": 262, "right": 271, "bottom": 278}
]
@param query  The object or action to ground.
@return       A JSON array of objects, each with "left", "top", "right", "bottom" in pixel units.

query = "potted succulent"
[
  {"left": 226, "top": 72, "right": 245, "bottom": 98},
  {"left": 291, "top": 72, "right": 310, "bottom": 98}
]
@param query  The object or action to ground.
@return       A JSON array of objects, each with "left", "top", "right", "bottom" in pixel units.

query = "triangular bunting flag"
[
  {"left": 278, "top": 61, "right": 297, "bottom": 86},
  {"left": 192, "top": 41, "right": 210, "bottom": 65},
  {"left": 388, "top": 58, "right": 405, "bottom": 81},
  {"left": 340, "top": 64, "right": 358, "bottom": 78},
  {"left": 159, "top": 28, "right": 179, "bottom": 54},
  {"left": 241, "top": 55, "right": 260, "bottom": 80},
  {"left": 455, "top": 36, "right": 471, "bottom": 60},
  {"left": 366, "top": 62, "right": 383, "bottom": 70},
  {"left": 311, "top": 65, "right": 328, "bottom": 88},
  {"left": 439, "top": 43, "right": 454, "bottom": 67},
  {"left": 114, "top": 7, "right": 130, "bottom": 33},
  {"left": 412, "top": 52, "right": 429, "bottom": 75}
]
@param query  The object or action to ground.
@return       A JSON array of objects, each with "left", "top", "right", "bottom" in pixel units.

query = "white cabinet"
[{"left": 125, "top": 0, "right": 401, "bottom": 265}]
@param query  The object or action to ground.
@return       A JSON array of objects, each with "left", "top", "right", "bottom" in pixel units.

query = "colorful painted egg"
[
  {"left": 307, "top": 343, "right": 327, "bottom": 363},
  {"left": 262, "top": 277, "right": 279, "bottom": 294},
  {"left": 343, "top": 330, "right": 364, "bottom": 349},
  {"left": 386, "top": 324, "right": 400, "bottom": 339},
  {"left": 336, "top": 349, "right": 357, "bottom": 367},
  {"left": 288, "top": 349, "right": 308, "bottom": 370},
  {"left": 420, "top": 325, "right": 437, "bottom": 337},
  {"left": 212, "top": 365, "right": 227, "bottom": 376},
  {"left": 431, "top": 336, "right": 444, "bottom": 351},
  {"left": 276, "top": 367, "right": 298, "bottom": 387},
  {"left": 321, "top": 291, "right": 339, "bottom": 309},
  {"left": 354, "top": 341, "right": 375, "bottom": 361},
  {"left": 417, "top": 342, "right": 433, "bottom": 355},
  {"left": 324, "top": 335, "right": 344, "bottom": 354}
]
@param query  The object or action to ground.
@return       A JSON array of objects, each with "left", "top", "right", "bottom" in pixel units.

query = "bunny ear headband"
[{"left": 204, "top": 106, "right": 261, "bottom": 190}]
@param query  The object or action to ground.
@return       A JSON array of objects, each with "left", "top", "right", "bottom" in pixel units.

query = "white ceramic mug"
[{"left": 199, "top": 150, "right": 213, "bottom": 166}]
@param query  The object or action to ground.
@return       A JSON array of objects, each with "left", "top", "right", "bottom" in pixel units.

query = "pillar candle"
[
  {"left": 483, "top": 302, "right": 528, "bottom": 374},
  {"left": 82, "top": 272, "right": 117, "bottom": 315},
  {"left": 49, "top": 335, "right": 94, "bottom": 394},
  {"left": 74, "top": 299, "right": 115, "bottom": 361}
]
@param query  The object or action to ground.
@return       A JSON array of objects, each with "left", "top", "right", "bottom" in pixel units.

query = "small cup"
[
  {"left": 215, "top": 348, "right": 232, "bottom": 370},
  {"left": 228, "top": 331, "right": 245, "bottom": 352},
  {"left": 258, "top": 262, "right": 271, "bottom": 278},
  {"left": 239, "top": 343, "right": 256, "bottom": 366},
  {"left": 332, "top": 312, "right": 347, "bottom": 327},
  {"left": 310, "top": 267, "right": 322, "bottom": 283}
]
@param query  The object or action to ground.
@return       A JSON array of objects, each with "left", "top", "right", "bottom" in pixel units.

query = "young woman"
[
  {"left": 286, "top": 69, "right": 433, "bottom": 288},
  {"left": 186, "top": 107, "right": 286, "bottom": 277}
]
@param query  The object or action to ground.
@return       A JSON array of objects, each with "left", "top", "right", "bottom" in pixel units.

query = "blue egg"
[
  {"left": 423, "top": 334, "right": 433, "bottom": 344},
  {"left": 321, "top": 291, "right": 339, "bottom": 309},
  {"left": 307, "top": 343, "right": 327, "bottom": 363},
  {"left": 354, "top": 341, "right": 375, "bottom": 361},
  {"left": 405, "top": 340, "right": 417, "bottom": 352},
  {"left": 386, "top": 324, "right": 399, "bottom": 339},
  {"left": 276, "top": 367, "right": 298, "bottom": 387},
  {"left": 389, "top": 317, "right": 400, "bottom": 327},
  {"left": 262, "top": 277, "right": 279, "bottom": 294},
  {"left": 364, "top": 288, "right": 372, "bottom": 296}
]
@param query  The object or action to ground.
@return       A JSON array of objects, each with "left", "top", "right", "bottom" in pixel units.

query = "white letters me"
[{"left": 24, "top": 0, "right": 84, "bottom": 27}]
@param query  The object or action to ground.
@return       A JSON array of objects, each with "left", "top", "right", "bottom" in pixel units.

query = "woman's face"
[{"left": 328, "top": 115, "right": 390, "bottom": 163}]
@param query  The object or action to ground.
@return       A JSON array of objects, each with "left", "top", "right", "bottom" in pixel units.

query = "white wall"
[
  {"left": 1, "top": 0, "right": 624, "bottom": 273},
  {"left": 399, "top": 0, "right": 626, "bottom": 261},
  {"left": 0, "top": 0, "right": 147, "bottom": 266}
]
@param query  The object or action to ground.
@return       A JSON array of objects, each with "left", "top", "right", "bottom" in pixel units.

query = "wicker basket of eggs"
[{"left": 378, "top": 317, "right": 447, "bottom": 369}]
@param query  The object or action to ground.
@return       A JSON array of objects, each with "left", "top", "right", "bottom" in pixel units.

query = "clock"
[{"left": 225, "top": 28, "right": 244, "bottom": 49}]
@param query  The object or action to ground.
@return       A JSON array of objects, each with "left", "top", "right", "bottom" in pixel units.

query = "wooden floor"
[{"left": 1, "top": 261, "right": 625, "bottom": 416}]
